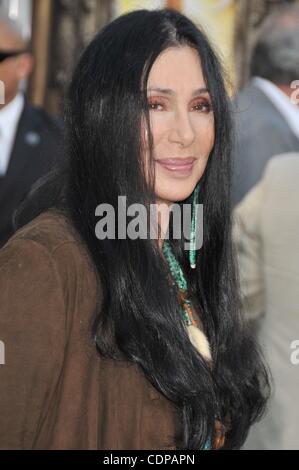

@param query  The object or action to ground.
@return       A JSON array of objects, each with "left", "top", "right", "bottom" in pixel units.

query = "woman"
[{"left": 0, "top": 8, "right": 269, "bottom": 450}]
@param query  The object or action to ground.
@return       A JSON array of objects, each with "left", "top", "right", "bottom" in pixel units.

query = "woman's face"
[{"left": 143, "top": 45, "right": 215, "bottom": 204}]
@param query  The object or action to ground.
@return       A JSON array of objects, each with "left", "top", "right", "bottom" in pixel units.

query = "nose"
[{"left": 168, "top": 108, "right": 196, "bottom": 148}]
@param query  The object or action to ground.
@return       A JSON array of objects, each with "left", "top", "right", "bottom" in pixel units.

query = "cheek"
[
  {"left": 207, "top": 128, "right": 215, "bottom": 154},
  {"left": 197, "top": 118, "right": 215, "bottom": 155},
  {"left": 149, "top": 115, "right": 170, "bottom": 145}
]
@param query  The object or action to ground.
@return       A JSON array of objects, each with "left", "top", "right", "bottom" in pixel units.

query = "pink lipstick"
[{"left": 155, "top": 157, "right": 195, "bottom": 175}]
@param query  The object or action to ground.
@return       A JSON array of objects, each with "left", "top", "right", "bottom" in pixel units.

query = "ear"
[{"left": 16, "top": 53, "right": 34, "bottom": 81}]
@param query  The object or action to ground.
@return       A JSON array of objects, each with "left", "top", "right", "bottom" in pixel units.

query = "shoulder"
[
  {"left": 0, "top": 210, "right": 100, "bottom": 359},
  {"left": 258, "top": 153, "right": 299, "bottom": 214},
  {"left": 1, "top": 210, "right": 98, "bottom": 310},
  {"left": 6, "top": 209, "right": 80, "bottom": 251},
  {"left": 233, "top": 81, "right": 266, "bottom": 111},
  {"left": 22, "top": 103, "right": 63, "bottom": 135},
  {"left": 233, "top": 82, "right": 287, "bottom": 133},
  {"left": 234, "top": 153, "right": 299, "bottom": 228},
  {"left": 263, "top": 152, "right": 299, "bottom": 181},
  {"left": 0, "top": 213, "right": 69, "bottom": 353}
]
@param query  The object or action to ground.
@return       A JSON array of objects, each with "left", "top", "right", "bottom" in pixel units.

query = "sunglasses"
[{"left": 0, "top": 50, "right": 29, "bottom": 63}]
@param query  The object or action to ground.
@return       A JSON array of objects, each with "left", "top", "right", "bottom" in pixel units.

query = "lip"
[{"left": 155, "top": 157, "right": 196, "bottom": 175}]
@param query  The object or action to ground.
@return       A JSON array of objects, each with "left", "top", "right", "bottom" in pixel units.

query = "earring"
[{"left": 189, "top": 183, "right": 200, "bottom": 269}]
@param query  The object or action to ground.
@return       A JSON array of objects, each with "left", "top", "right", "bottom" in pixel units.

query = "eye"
[
  {"left": 192, "top": 100, "right": 212, "bottom": 113},
  {"left": 147, "top": 100, "right": 164, "bottom": 111},
  {"left": 147, "top": 98, "right": 212, "bottom": 113}
]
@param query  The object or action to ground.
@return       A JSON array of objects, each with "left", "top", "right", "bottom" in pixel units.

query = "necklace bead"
[{"left": 162, "top": 239, "right": 197, "bottom": 327}]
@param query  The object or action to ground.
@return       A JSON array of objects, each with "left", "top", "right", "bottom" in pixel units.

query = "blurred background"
[{"left": 1, "top": 0, "right": 296, "bottom": 114}]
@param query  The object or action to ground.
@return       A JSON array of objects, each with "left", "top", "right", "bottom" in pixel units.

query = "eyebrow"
[{"left": 147, "top": 87, "right": 210, "bottom": 97}]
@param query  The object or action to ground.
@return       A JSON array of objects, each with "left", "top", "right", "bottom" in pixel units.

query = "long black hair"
[{"left": 16, "top": 8, "right": 269, "bottom": 449}]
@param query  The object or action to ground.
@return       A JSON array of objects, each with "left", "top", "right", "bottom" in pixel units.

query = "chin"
[
  {"left": 154, "top": 173, "right": 202, "bottom": 203},
  {"left": 156, "top": 188, "right": 195, "bottom": 204}
]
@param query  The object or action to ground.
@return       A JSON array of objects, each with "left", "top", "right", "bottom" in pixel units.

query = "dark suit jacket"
[
  {"left": 0, "top": 99, "right": 63, "bottom": 247},
  {"left": 232, "top": 80, "right": 299, "bottom": 206}
]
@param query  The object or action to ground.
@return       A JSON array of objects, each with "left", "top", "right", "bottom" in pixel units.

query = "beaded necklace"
[
  {"left": 162, "top": 239, "right": 227, "bottom": 450},
  {"left": 162, "top": 238, "right": 215, "bottom": 450},
  {"left": 162, "top": 237, "right": 211, "bottom": 361},
  {"left": 162, "top": 183, "right": 200, "bottom": 328},
  {"left": 162, "top": 239, "right": 199, "bottom": 328}
]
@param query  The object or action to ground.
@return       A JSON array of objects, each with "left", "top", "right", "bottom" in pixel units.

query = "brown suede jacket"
[{"left": 0, "top": 210, "right": 180, "bottom": 450}]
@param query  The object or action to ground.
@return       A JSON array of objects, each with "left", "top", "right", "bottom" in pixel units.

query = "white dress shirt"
[
  {"left": 0, "top": 93, "right": 25, "bottom": 176},
  {"left": 253, "top": 76, "right": 299, "bottom": 140}
]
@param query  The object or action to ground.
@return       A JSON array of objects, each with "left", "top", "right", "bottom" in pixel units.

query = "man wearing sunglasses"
[{"left": 0, "top": 18, "right": 63, "bottom": 248}]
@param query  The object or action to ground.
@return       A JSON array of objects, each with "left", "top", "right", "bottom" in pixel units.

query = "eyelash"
[{"left": 147, "top": 99, "right": 212, "bottom": 113}]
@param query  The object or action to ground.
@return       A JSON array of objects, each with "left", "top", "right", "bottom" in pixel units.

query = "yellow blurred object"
[
  {"left": 183, "top": 0, "right": 236, "bottom": 90},
  {"left": 117, "top": 0, "right": 236, "bottom": 92}
]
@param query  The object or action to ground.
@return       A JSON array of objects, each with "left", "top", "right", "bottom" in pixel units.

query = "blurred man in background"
[
  {"left": 233, "top": 152, "right": 299, "bottom": 449},
  {"left": 0, "top": 17, "right": 63, "bottom": 247},
  {"left": 232, "top": 5, "right": 299, "bottom": 206}
]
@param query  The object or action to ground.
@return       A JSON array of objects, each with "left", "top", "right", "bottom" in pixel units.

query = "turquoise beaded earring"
[{"left": 189, "top": 183, "right": 200, "bottom": 269}]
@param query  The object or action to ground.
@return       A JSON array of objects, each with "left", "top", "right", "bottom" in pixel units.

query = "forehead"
[{"left": 147, "top": 46, "right": 206, "bottom": 90}]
